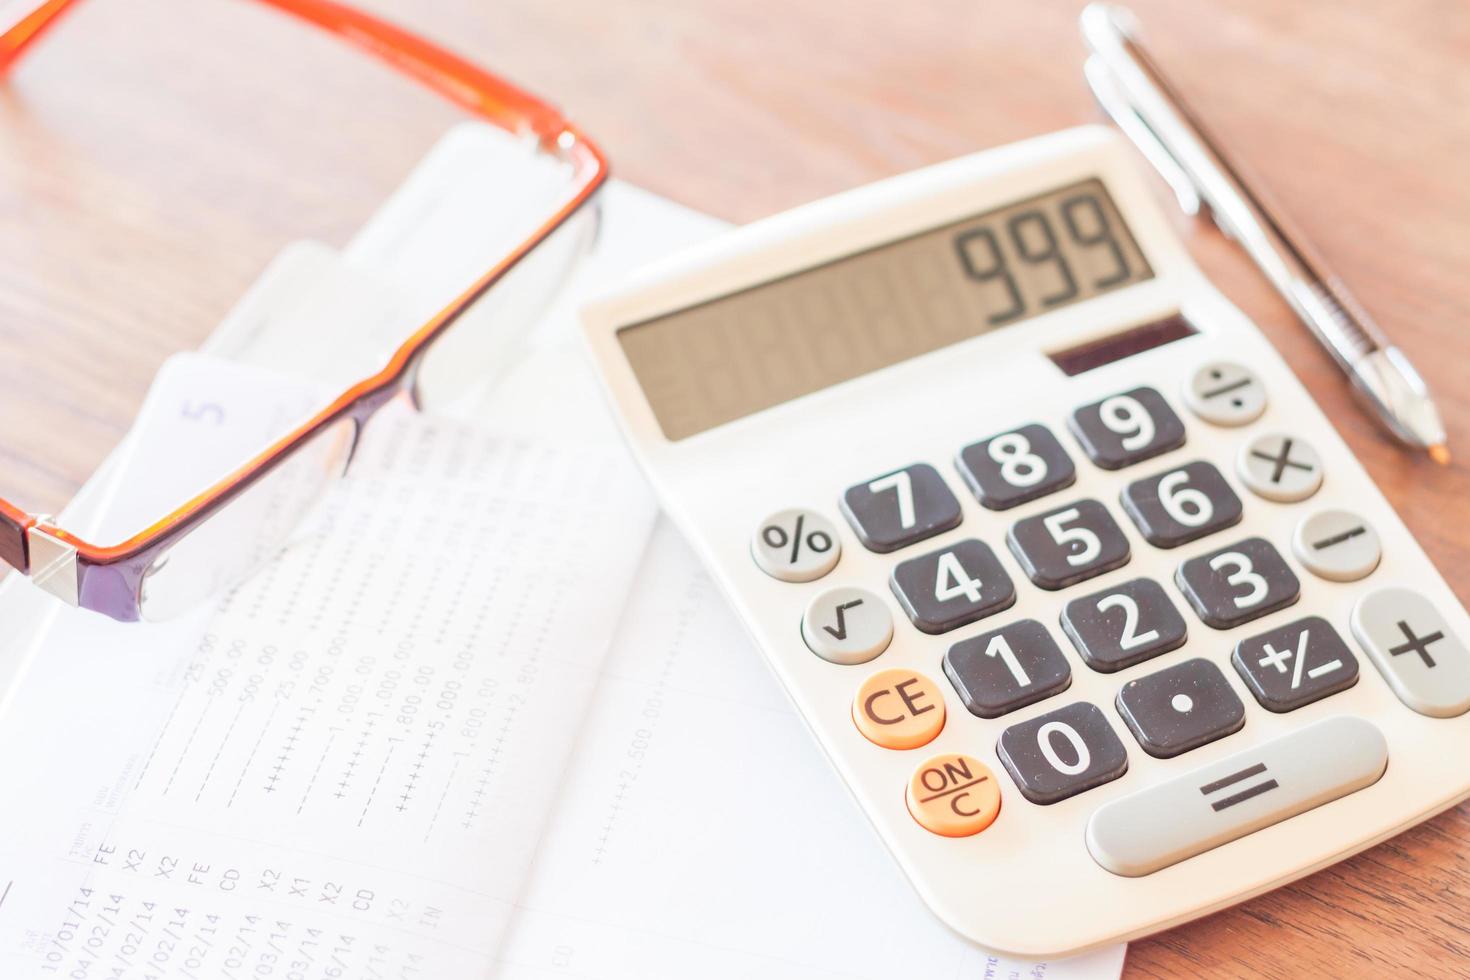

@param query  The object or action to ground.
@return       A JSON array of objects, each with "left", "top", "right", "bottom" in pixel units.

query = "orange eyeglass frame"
[{"left": 0, "top": 0, "right": 609, "bottom": 620}]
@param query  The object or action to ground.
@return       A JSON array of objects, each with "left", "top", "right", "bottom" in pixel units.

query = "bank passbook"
[{"left": 580, "top": 127, "right": 1470, "bottom": 956}]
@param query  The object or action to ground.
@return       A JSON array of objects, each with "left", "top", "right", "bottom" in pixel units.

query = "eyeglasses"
[{"left": 0, "top": 0, "right": 608, "bottom": 622}]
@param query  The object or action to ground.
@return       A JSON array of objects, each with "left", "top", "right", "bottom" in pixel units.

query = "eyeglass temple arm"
[
  {"left": 2, "top": 0, "right": 575, "bottom": 147},
  {"left": 0, "top": 501, "right": 33, "bottom": 573}
]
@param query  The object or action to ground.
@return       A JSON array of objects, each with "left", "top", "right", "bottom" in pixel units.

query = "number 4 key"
[{"left": 890, "top": 539, "right": 1015, "bottom": 634}]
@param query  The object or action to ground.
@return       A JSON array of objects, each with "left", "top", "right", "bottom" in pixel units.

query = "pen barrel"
[{"left": 1288, "top": 276, "right": 1386, "bottom": 370}]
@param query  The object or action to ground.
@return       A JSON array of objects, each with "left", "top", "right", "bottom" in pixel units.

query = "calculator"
[{"left": 579, "top": 126, "right": 1470, "bottom": 956}]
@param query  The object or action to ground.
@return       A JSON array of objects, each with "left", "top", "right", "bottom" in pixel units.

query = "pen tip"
[{"left": 1428, "top": 443, "right": 1452, "bottom": 466}]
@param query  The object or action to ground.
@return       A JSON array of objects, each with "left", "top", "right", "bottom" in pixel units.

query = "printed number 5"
[
  {"left": 1043, "top": 508, "right": 1100, "bottom": 567},
  {"left": 1209, "top": 551, "right": 1268, "bottom": 608},
  {"left": 181, "top": 399, "right": 225, "bottom": 425},
  {"left": 868, "top": 471, "right": 914, "bottom": 529}
]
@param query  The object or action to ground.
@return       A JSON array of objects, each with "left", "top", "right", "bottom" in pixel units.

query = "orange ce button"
[
  {"left": 905, "top": 753, "right": 1001, "bottom": 837},
  {"left": 852, "top": 669, "right": 946, "bottom": 750}
]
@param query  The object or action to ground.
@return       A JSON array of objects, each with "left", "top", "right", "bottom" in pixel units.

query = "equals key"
[{"left": 1087, "top": 716, "right": 1388, "bottom": 877}]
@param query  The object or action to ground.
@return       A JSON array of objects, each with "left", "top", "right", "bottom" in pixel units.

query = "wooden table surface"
[{"left": 2, "top": 0, "right": 1468, "bottom": 974}]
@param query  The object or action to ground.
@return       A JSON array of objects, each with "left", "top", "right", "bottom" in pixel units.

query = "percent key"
[{"left": 751, "top": 508, "right": 843, "bottom": 582}]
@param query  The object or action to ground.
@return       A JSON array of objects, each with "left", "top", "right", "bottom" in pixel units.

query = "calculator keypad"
[
  {"left": 1120, "top": 460, "right": 1243, "bottom": 548},
  {"left": 1060, "top": 577, "right": 1188, "bottom": 673},
  {"left": 801, "top": 586, "right": 894, "bottom": 665},
  {"left": 890, "top": 539, "right": 1015, "bottom": 634},
  {"left": 757, "top": 357, "right": 1437, "bottom": 865},
  {"left": 944, "top": 619, "right": 1072, "bottom": 718},
  {"left": 1069, "top": 386, "right": 1186, "bottom": 470},
  {"left": 956, "top": 423, "right": 1076, "bottom": 510},
  {"left": 1232, "top": 616, "right": 1360, "bottom": 713},
  {"left": 997, "top": 702, "right": 1129, "bottom": 804},
  {"left": 1115, "top": 658, "right": 1245, "bottom": 758},
  {"left": 1006, "top": 499, "right": 1131, "bottom": 590},
  {"left": 842, "top": 463, "right": 962, "bottom": 553},
  {"left": 1175, "top": 536, "right": 1300, "bottom": 630}
]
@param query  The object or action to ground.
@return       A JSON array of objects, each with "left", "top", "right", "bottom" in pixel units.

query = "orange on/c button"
[
  {"left": 905, "top": 753, "right": 1002, "bottom": 838},
  {"left": 852, "top": 668, "right": 946, "bottom": 750}
]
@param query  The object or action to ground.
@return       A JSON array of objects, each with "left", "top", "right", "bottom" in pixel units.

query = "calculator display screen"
[{"left": 617, "top": 178, "right": 1152, "bottom": 440}]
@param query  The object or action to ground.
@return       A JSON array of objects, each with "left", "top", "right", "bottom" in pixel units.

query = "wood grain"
[{"left": 2, "top": 0, "right": 1468, "bottom": 974}]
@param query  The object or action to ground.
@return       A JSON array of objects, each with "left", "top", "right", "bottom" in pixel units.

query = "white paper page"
[
  {"left": 0, "top": 396, "right": 657, "bottom": 979},
  {"left": 493, "top": 521, "right": 1126, "bottom": 980}
]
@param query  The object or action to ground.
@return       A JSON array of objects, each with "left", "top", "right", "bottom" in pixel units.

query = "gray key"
[
  {"left": 1237, "top": 434, "right": 1323, "bottom": 503},
  {"left": 956, "top": 423, "right": 1076, "bottom": 510},
  {"left": 1176, "top": 537, "right": 1300, "bottom": 630},
  {"left": 800, "top": 586, "right": 893, "bottom": 665},
  {"left": 1183, "top": 361, "right": 1267, "bottom": 427},
  {"left": 1120, "top": 460, "right": 1243, "bottom": 549},
  {"left": 890, "top": 539, "right": 1015, "bottom": 634},
  {"left": 1350, "top": 587, "right": 1470, "bottom": 717},
  {"left": 997, "top": 702, "right": 1129, "bottom": 805},
  {"left": 1233, "top": 615, "right": 1359, "bottom": 712},
  {"left": 1087, "top": 716, "right": 1388, "bottom": 877},
  {"left": 1069, "top": 386, "right": 1187, "bottom": 470},
  {"left": 1292, "top": 510, "right": 1381, "bottom": 583},
  {"left": 841, "top": 463, "right": 962, "bottom": 554},
  {"left": 1061, "top": 577, "right": 1188, "bottom": 673},
  {"left": 944, "top": 619, "right": 1072, "bottom": 718},
  {"left": 1007, "top": 499, "right": 1131, "bottom": 591},
  {"left": 1116, "top": 658, "right": 1245, "bottom": 759},
  {"left": 751, "top": 509, "right": 842, "bottom": 582}
]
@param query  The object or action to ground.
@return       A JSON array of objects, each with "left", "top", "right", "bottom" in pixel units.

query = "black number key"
[
  {"left": 1060, "top": 577, "right": 1188, "bottom": 673},
  {"left": 997, "top": 702, "right": 1129, "bottom": 805},
  {"left": 956, "top": 423, "right": 1076, "bottom": 510},
  {"left": 1120, "top": 460, "right": 1243, "bottom": 548},
  {"left": 1069, "top": 386, "right": 1186, "bottom": 470},
  {"left": 1233, "top": 615, "right": 1360, "bottom": 712},
  {"left": 1006, "top": 499, "right": 1130, "bottom": 590},
  {"left": 890, "top": 539, "right": 1015, "bottom": 635},
  {"left": 943, "top": 619, "right": 1072, "bottom": 718},
  {"left": 1115, "top": 658, "right": 1245, "bottom": 758},
  {"left": 1176, "top": 536, "right": 1301, "bottom": 630},
  {"left": 841, "top": 463, "right": 961, "bottom": 554}
]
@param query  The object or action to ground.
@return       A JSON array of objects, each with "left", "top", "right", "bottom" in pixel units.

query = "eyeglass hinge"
[{"left": 27, "top": 525, "right": 79, "bottom": 607}]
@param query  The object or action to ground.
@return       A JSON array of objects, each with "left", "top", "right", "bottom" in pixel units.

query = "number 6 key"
[{"left": 1121, "top": 460, "right": 1243, "bottom": 548}]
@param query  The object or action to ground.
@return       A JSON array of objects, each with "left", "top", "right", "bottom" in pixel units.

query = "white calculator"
[{"left": 579, "top": 127, "right": 1470, "bottom": 956}]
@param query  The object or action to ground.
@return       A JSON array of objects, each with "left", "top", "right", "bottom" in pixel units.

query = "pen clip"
[
  {"left": 1082, "top": 53, "right": 1203, "bottom": 219},
  {"left": 1081, "top": 3, "right": 1232, "bottom": 230}
]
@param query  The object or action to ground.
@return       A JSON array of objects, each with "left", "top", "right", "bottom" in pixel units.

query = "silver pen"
[{"left": 1080, "top": 2, "right": 1450, "bottom": 465}]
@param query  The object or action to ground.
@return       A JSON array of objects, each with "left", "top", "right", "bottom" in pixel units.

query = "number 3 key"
[{"left": 1176, "top": 537, "right": 1301, "bottom": 630}]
